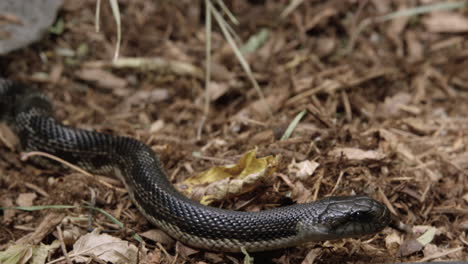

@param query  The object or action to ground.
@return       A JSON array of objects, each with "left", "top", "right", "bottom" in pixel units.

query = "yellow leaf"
[{"left": 177, "top": 149, "right": 277, "bottom": 205}]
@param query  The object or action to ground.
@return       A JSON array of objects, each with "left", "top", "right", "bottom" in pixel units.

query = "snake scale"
[{"left": 0, "top": 78, "right": 390, "bottom": 252}]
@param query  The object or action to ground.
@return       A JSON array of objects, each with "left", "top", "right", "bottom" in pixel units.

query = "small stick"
[{"left": 56, "top": 225, "right": 73, "bottom": 264}]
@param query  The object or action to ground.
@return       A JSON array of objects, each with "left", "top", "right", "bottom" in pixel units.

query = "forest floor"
[{"left": 1, "top": 1, "right": 467, "bottom": 263}]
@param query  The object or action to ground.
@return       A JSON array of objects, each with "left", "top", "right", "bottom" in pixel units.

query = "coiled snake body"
[{"left": 0, "top": 78, "right": 390, "bottom": 252}]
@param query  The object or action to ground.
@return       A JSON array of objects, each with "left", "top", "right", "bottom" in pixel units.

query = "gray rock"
[{"left": 0, "top": 0, "right": 63, "bottom": 54}]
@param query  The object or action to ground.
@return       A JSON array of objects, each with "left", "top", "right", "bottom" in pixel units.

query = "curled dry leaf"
[
  {"left": 301, "top": 248, "right": 321, "bottom": 264},
  {"left": 399, "top": 239, "right": 423, "bottom": 257},
  {"left": 207, "top": 81, "right": 229, "bottom": 101},
  {"left": 329, "top": 147, "right": 385, "bottom": 161},
  {"left": 288, "top": 159, "right": 320, "bottom": 180},
  {"left": 385, "top": 232, "right": 402, "bottom": 255},
  {"left": 176, "top": 242, "right": 199, "bottom": 258},
  {"left": 176, "top": 149, "right": 277, "bottom": 204},
  {"left": 140, "top": 229, "right": 175, "bottom": 247},
  {"left": 291, "top": 181, "right": 313, "bottom": 204},
  {"left": 70, "top": 231, "right": 138, "bottom": 264},
  {"left": 16, "top": 192, "right": 37, "bottom": 207}
]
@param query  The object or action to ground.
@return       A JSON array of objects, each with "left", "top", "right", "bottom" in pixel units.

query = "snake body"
[{"left": 0, "top": 78, "right": 390, "bottom": 252}]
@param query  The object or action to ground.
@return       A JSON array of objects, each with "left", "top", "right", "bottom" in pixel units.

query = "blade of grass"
[
  {"left": 215, "top": 0, "right": 239, "bottom": 25},
  {"left": 208, "top": 1, "right": 272, "bottom": 116},
  {"left": 280, "top": 110, "right": 307, "bottom": 140},
  {"left": 240, "top": 28, "right": 270, "bottom": 54},
  {"left": 83, "top": 204, "right": 143, "bottom": 242},
  {"left": 109, "top": 0, "right": 121, "bottom": 61}
]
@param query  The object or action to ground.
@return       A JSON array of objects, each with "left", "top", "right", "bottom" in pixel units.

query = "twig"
[
  {"left": 95, "top": 0, "right": 101, "bottom": 32},
  {"left": 419, "top": 246, "right": 463, "bottom": 262},
  {"left": 198, "top": 0, "right": 213, "bottom": 140},
  {"left": 215, "top": 0, "right": 239, "bottom": 25},
  {"left": 56, "top": 225, "right": 73, "bottom": 264},
  {"left": 327, "top": 171, "right": 344, "bottom": 196},
  {"left": 20, "top": 151, "right": 126, "bottom": 193}
]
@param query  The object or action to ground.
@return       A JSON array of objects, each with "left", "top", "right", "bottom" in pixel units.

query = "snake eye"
[{"left": 351, "top": 211, "right": 374, "bottom": 222}]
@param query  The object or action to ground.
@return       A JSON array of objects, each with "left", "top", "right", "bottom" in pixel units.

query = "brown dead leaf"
[
  {"left": 140, "top": 229, "right": 175, "bottom": 247},
  {"left": 288, "top": 159, "right": 320, "bottom": 181},
  {"left": 207, "top": 81, "right": 229, "bottom": 101},
  {"left": 385, "top": 232, "right": 402, "bottom": 255},
  {"left": 0, "top": 123, "right": 18, "bottom": 150},
  {"left": 59, "top": 225, "right": 82, "bottom": 246},
  {"left": 399, "top": 226, "right": 439, "bottom": 257},
  {"left": 204, "top": 252, "right": 224, "bottom": 263},
  {"left": 399, "top": 239, "right": 423, "bottom": 257},
  {"left": 459, "top": 220, "right": 468, "bottom": 230},
  {"left": 1, "top": 197, "right": 15, "bottom": 222},
  {"left": 125, "top": 89, "right": 170, "bottom": 106},
  {"left": 176, "top": 242, "right": 199, "bottom": 258},
  {"left": 250, "top": 129, "right": 274, "bottom": 145},
  {"left": 379, "top": 92, "right": 412, "bottom": 116},
  {"left": 70, "top": 230, "right": 138, "bottom": 264},
  {"left": 402, "top": 118, "right": 437, "bottom": 135},
  {"left": 405, "top": 31, "right": 423, "bottom": 62},
  {"left": 450, "top": 152, "right": 468, "bottom": 170},
  {"left": 140, "top": 251, "right": 162, "bottom": 264},
  {"left": 291, "top": 181, "right": 313, "bottom": 204},
  {"left": 75, "top": 68, "right": 127, "bottom": 90},
  {"left": 16, "top": 192, "right": 37, "bottom": 207},
  {"left": 316, "top": 37, "right": 336, "bottom": 58},
  {"left": 301, "top": 248, "right": 321, "bottom": 264},
  {"left": 424, "top": 12, "right": 468, "bottom": 33},
  {"left": 246, "top": 92, "right": 288, "bottom": 119},
  {"left": 329, "top": 147, "right": 385, "bottom": 161},
  {"left": 149, "top": 120, "right": 165, "bottom": 134}
]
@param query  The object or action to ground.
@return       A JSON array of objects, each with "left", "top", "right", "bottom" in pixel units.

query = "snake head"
[{"left": 298, "top": 195, "right": 390, "bottom": 241}]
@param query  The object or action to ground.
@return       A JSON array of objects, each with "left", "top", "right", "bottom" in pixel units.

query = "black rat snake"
[{"left": 0, "top": 78, "right": 390, "bottom": 252}]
